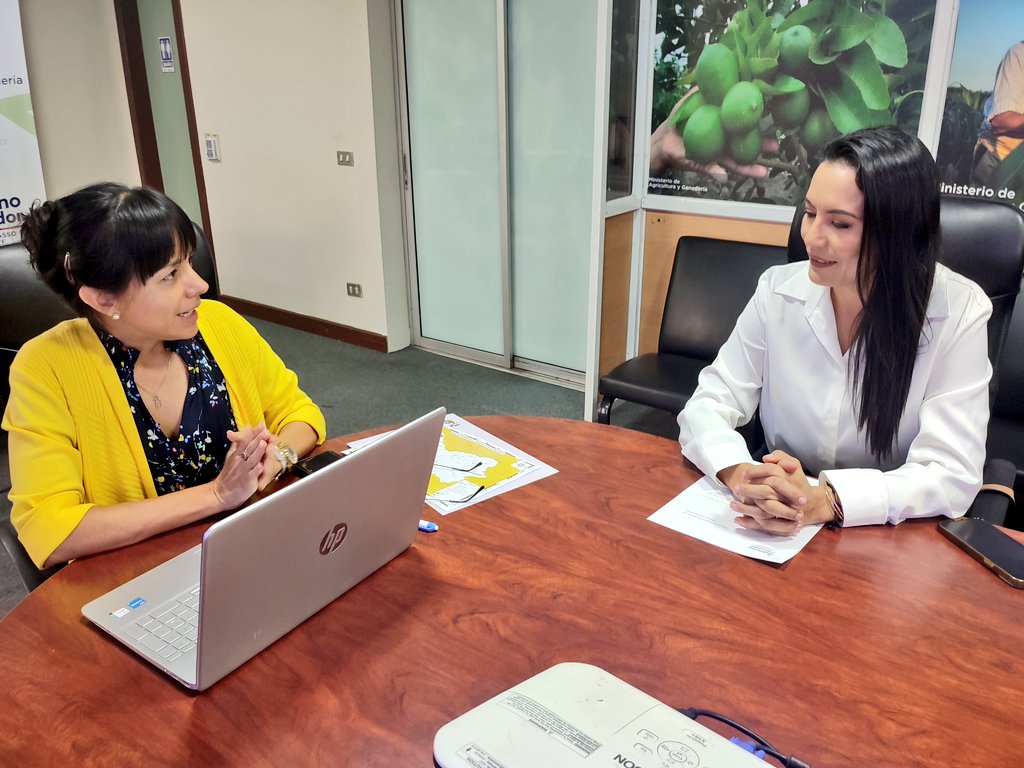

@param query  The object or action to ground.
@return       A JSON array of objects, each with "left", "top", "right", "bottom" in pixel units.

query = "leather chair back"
[
  {"left": 994, "top": 282, "right": 1024, "bottom": 422},
  {"left": 659, "top": 236, "right": 788, "bottom": 359},
  {"left": 787, "top": 196, "right": 1024, "bottom": 397}
]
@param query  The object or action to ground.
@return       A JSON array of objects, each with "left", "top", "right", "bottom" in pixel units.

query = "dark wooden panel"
[
  {"left": 221, "top": 294, "right": 389, "bottom": 353},
  {"left": 113, "top": 0, "right": 163, "bottom": 189}
]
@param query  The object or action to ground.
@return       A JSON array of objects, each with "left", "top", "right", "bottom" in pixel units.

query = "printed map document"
[
  {"left": 348, "top": 414, "right": 558, "bottom": 514},
  {"left": 648, "top": 476, "right": 822, "bottom": 564}
]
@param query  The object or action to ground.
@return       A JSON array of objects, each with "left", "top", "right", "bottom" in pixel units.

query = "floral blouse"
[{"left": 98, "top": 329, "right": 237, "bottom": 495}]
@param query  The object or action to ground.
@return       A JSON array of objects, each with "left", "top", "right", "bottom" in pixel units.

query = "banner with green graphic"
[
  {"left": 648, "top": 0, "right": 937, "bottom": 207},
  {"left": 0, "top": 0, "right": 46, "bottom": 245},
  {"left": 934, "top": 1, "right": 1024, "bottom": 212}
]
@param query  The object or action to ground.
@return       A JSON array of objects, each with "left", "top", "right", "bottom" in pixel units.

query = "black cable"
[{"left": 677, "top": 707, "right": 810, "bottom": 768}]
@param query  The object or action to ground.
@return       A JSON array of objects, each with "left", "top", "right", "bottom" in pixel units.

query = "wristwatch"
[{"left": 273, "top": 441, "right": 298, "bottom": 481}]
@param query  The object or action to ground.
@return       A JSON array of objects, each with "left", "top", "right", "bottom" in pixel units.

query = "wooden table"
[{"left": 1, "top": 416, "right": 1021, "bottom": 766}]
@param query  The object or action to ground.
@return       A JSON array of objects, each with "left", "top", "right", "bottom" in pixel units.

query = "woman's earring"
[{"left": 112, "top": 312, "right": 121, "bottom": 321}]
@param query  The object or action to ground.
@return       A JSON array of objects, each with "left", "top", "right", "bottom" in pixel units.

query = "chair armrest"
[
  {"left": 967, "top": 458, "right": 1017, "bottom": 526},
  {"left": 0, "top": 515, "right": 64, "bottom": 593}
]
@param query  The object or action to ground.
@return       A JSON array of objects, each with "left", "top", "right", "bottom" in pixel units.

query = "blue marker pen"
[{"left": 418, "top": 520, "right": 438, "bottom": 533}]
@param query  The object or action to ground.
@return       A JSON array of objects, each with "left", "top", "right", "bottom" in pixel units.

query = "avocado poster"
[
  {"left": 934, "top": 0, "right": 1024, "bottom": 212},
  {"left": 648, "top": 0, "right": 938, "bottom": 207}
]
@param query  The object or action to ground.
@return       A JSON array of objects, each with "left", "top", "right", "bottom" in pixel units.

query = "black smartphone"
[
  {"left": 939, "top": 518, "right": 1024, "bottom": 589},
  {"left": 293, "top": 450, "right": 343, "bottom": 477}
]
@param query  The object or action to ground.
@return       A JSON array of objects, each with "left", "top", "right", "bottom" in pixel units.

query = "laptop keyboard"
[{"left": 120, "top": 585, "right": 201, "bottom": 662}]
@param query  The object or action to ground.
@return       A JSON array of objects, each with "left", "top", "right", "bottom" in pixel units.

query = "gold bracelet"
[
  {"left": 272, "top": 441, "right": 298, "bottom": 481},
  {"left": 824, "top": 479, "right": 844, "bottom": 529}
]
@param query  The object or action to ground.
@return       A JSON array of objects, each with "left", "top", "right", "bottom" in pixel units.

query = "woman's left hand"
[{"left": 228, "top": 424, "right": 282, "bottom": 490}]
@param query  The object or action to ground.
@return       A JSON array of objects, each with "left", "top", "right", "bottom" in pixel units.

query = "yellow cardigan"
[{"left": 2, "top": 300, "right": 326, "bottom": 568}]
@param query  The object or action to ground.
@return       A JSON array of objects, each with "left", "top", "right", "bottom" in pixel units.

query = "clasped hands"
[
  {"left": 718, "top": 451, "right": 834, "bottom": 535},
  {"left": 210, "top": 423, "right": 285, "bottom": 509}
]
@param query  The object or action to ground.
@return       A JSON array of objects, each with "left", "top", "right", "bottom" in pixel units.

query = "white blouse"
[{"left": 677, "top": 261, "right": 992, "bottom": 527}]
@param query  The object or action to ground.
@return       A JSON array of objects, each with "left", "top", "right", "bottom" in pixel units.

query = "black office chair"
[
  {"left": 788, "top": 195, "right": 1024, "bottom": 525},
  {"left": 0, "top": 222, "right": 218, "bottom": 592},
  {"left": 985, "top": 279, "right": 1024, "bottom": 529},
  {"left": 596, "top": 237, "right": 788, "bottom": 427}
]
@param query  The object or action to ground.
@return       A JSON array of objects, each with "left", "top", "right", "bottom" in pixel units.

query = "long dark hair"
[
  {"left": 20, "top": 182, "right": 196, "bottom": 317},
  {"left": 821, "top": 126, "right": 940, "bottom": 461}
]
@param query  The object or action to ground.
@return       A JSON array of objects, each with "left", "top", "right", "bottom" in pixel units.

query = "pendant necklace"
[{"left": 136, "top": 352, "right": 174, "bottom": 410}]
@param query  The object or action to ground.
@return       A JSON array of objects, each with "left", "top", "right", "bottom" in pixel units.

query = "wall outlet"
[
  {"left": 346, "top": 282, "right": 363, "bottom": 298},
  {"left": 337, "top": 150, "right": 354, "bottom": 166}
]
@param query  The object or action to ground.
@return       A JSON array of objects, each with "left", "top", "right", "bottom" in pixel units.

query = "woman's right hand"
[
  {"left": 718, "top": 460, "right": 807, "bottom": 535},
  {"left": 210, "top": 423, "right": 272, "bottom": 510}
]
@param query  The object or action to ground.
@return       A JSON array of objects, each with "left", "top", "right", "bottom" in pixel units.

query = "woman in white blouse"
[{"left": 677, "top": 126, "right": 991, "bottom": 533}]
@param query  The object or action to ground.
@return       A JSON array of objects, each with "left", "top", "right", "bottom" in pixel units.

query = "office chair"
[
  {"left": 0, "top": 222, "right": 218, "bottom": 592},
  {"left": 985, "top": 279, "right": 1024, "bottom": 529},
  {"left": 596, "top": 236, "right": 788, "bottom": 427},
  {"left": 788, "top": 195, "right": 1024, "bottom": 525}
]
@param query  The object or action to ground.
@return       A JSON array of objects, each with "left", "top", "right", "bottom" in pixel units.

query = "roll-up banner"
[
  {"left": 934, "top": 1, "right": 1024, "bottom": 211},
  {"left": 0, "top": 0, "right": 46, "bottom": 245}
]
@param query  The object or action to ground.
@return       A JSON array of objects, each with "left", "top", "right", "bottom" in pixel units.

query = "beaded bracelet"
[{"left": 823, "top": 478, "right": 845, "bottom": 530}]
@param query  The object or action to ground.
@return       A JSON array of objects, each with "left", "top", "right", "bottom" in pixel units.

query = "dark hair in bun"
[{"left": 20, "top": 182, "right": 196, "bottom": 316}]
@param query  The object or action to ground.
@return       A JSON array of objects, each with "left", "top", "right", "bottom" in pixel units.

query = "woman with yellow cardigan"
[{"left": 2, "top": 183, "right": 326, "bottom": 570}]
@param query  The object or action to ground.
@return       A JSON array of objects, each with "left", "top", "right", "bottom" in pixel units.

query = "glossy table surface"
[{"left": 0, "top": 416, "right": 1021, "bottom": 767}]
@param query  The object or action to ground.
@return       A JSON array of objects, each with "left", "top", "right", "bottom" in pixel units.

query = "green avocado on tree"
[{"left": 669, "top": 0, "right": 909, "bottom": 174}]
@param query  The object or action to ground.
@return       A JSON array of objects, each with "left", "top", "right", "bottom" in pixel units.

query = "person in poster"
[
  {"left": 970, "top": 42, "right": 1024, "bottom": 186},
  {"left": 648, "top": 0, "right": 936, "bottom": 206},
  {"left": 936, "top": 2, "right": 1024, "bottom": 206}
]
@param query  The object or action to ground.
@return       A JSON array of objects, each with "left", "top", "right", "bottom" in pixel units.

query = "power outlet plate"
[
  {"left": 346, "top": 282, "right": 363, "bottom": 298},
  {"left": 337, "top": 150, "right": 354, "bottom": 166}
]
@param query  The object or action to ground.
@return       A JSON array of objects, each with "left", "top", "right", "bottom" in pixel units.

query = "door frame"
[
  {"left": 393, "top": 0, "right": 512, "bottom": 371},
  {"left": 112, "top": 0, "right": 214, "bottom": 248}
]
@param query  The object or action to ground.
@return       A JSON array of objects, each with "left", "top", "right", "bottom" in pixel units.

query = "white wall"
[
  {"left": 19, "top": 0, "right": 140, "bottom": 196},
  {"left": 179, "top": 0, "right": 404, "bottom": 343}
]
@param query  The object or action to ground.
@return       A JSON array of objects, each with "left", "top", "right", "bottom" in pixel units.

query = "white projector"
[{"left": 433, "top": 663, "right": 767, "bottom": 768}]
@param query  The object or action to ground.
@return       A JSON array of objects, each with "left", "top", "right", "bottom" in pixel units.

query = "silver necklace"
[{"left": 136, "top": 353, "right": 174, "bottom": 409}]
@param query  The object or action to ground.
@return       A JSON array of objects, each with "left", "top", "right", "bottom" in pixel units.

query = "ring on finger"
[{"left": 240, "top": 451, "right": 248, "bottom": 461}]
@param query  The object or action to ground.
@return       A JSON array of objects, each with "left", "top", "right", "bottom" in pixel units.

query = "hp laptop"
[{"left": 82, "top": 407, "right": 445, "bottom": 691}]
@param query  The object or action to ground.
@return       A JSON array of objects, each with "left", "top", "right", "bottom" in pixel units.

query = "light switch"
[{"left": 205, "top": 134, "right": 221, "bottom": 162}]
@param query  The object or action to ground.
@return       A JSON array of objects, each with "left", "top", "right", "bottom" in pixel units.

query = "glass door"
[
  {"left": 399, "top": 0, "right": 601, "bottom": 383},
  {"left": 401, "top": 0, "right": 510, "bottom": 365}
]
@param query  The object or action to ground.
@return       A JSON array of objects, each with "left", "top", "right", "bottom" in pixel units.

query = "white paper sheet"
[
  {"left": 349, "top": 414, "right": 558, "bottom": 514},
  {"left": 648, "top": 476, "right": 822, "bottom": 564}
]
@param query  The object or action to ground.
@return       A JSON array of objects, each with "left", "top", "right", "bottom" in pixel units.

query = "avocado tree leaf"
[
  {"left": 753, "top": 75, "right": 805, "bottom": 97},
  {"left": 748, "top": 3, "right": 769, "bottom": 32},
  {"left": 736, "top": 42, "right": 752, "bottom": 82},
  {"left": 868, "top": 108, "right": 896, "bottom": 126},
  {"left": 810, "top": 28, "right": 842, "bottom": 64},
  {"left": 865, "top": 13, "right": 908, "bottom": 68},
  {"left": 770, "top": 0, "right": 799, "bottom": 29},
  {"left": 778, "top": 0, "right": 837, "bottom": 32},
  {"left": 749, "top": 57, "right": 779, "bottom": 79},
  {"left": 837, "top": 43, "right": 890, "bottom": 111},
  {"left": 828, "top": 7, "right": 876, "bottom": 53},
  {"left": 820, "top": 72, "right": 876, "bottom": 134}
]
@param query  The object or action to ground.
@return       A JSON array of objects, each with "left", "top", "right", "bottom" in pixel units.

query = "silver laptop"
[{"left": 82, "top": 407, "right": 445, "bottom": 691}]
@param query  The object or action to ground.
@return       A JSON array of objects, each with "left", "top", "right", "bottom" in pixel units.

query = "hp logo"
[{"left": 319, "top": 523, "right": 348, "bottom": 556}]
